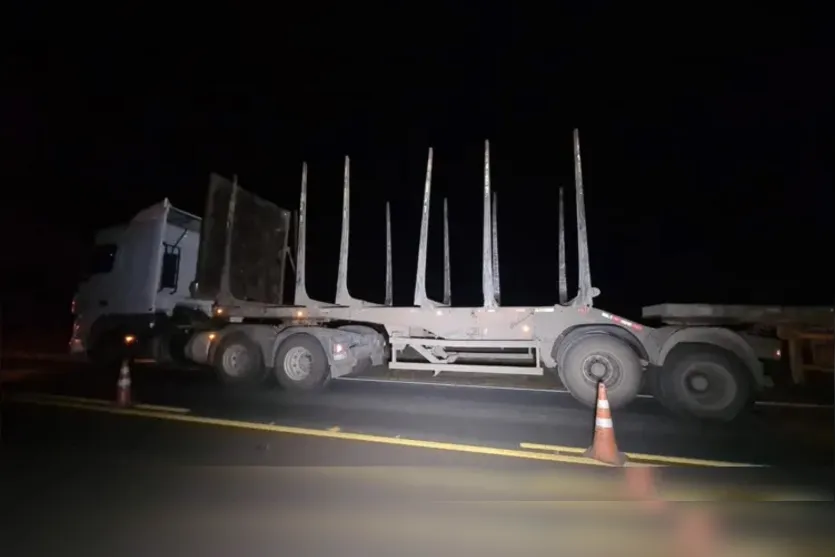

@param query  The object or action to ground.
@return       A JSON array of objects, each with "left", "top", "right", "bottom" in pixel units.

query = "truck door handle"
[{"left": 98, "top": 300, "right": 108, "bottom": 307}]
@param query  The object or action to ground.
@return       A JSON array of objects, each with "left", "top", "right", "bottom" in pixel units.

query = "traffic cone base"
[
  {"left": 583, "top": 444, "right": 627, "bottom": 466},
  {"left": 585, "top": 382, "right": 627, "bottom": 466}
]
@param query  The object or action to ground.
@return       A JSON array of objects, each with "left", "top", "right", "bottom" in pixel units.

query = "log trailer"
[{"left": 70, "top": 130, "right": 791, "bottom": 421}]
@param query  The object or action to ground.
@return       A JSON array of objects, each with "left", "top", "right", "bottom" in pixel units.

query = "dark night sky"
[{"left": 1, "top": 12, "right": 833, "bottom": 336}]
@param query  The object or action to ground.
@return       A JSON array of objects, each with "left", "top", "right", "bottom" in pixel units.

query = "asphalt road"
[
  {"left": 2, "top": 381, "right": 835, "bottom": 557},
  {"left": 2, "top": 358, "right": 833, "bottom": 469},
  {"left": 2, "top": 353, "right": 834, "bottom": 556}
]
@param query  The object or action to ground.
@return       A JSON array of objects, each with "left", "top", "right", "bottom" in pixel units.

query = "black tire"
[
  {"left": 273, "top": 333, "right": 330, "bottom": 391},
  {"left": 213, "top": 332, "right": 267, "bottom": 388},
  {"left": 656, "top": 345, "right": 753, "bottom": 422},
  {"left": 557, "top": 334, "right": 642, "bottom": 409},
  {"left": 646, "top": 365, "right": 680, "bottom": 414}
]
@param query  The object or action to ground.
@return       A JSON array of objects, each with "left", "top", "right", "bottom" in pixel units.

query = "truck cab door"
[{"left": 109, "top": 200, "right": 171, "bottom": 315}]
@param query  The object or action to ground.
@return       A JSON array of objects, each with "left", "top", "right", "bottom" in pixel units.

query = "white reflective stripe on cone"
[
  {"left": 595, "top": 418, "right": 613, "bottom": 428},
  {"left": 597, "top": 399, "right": 609, "bottom": 409}
]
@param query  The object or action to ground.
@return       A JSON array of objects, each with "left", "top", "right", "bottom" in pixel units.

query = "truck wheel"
[
  {"left": 213, "top": 332, "right": 267, "bottom": 387},
  {"left": 656, "top": 346, "right": 752, "bottom": 422},
  {"left": 274, "top": 333, "right": 330, "bottom": 391},
  {"left": 558, "top": 334, "right": 642, "bottom": 409},
  {"left": 646, "top": 366, "right": 680, "bottom": 414}
]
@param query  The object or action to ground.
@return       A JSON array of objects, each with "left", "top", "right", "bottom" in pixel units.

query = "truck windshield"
[{"left": 86, "top": 243, "right": 117, "bottom": 275}]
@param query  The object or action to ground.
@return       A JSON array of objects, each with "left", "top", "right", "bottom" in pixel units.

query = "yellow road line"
[
  {"left": 6, "top": 394, "right": 762, "bottom": 468},
  {"left": 133, "top": 402, "right": 190, "bottom": 413},
  {"left": 8, "top": 394, "right": 758, "bottom": 468},
  {"left": 7, "top": 394, "right": 822, "bottom": 501},
  {"left": 519, "top": 442, "right": 761, "bottom": 468},
  {"left": 11, "top": 392, "right": 190, "bottom": 414},
  {"left": 8, "top": 394, "right": 614, "bottom": 467}
]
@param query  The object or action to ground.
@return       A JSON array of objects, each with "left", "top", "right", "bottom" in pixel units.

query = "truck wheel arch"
[
  {"left": 328, "top": 320, "right": 390, "bottom": 346},
  {"left": 546, "top": 324, "right": 649, "bottom": 370},
  {"left": 657, "top": 327, "right": 765, "bottom": 390}
]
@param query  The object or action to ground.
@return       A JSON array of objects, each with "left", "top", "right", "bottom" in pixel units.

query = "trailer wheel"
[
  {"left": 558, "top": 334, "right": 642, "bottom": 409},
  {"left": 656, "top": 345, "right": 753, "bottom": 422},
  {"left": 213, "top": 332, "right": 267, "bottom": 387},
  {"left": 274, "top": 333, "right": 330, "bottom": 391}
]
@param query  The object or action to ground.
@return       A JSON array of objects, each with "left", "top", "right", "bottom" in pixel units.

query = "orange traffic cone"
[
  {"left": 116, "top": 359, "right": 132, "bottom": 407},
  {"left": 583, "top": 382, "right": 626, "bottom": 465}
]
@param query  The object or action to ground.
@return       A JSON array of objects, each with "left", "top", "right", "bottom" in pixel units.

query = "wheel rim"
[
  {"left": 284, "top": 346, "right": 313, "bottom": 381},
  {"left": 580, "top": 353, "right": 622, "bottom": 389},
  {"left": 678, "top": 362, "right": 737, "bottom": 412},
  {"left": 221, "top": 344, "right": 250, "bottom": 377}
]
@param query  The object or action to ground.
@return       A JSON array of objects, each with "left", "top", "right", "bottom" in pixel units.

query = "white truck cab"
[{"left": 69, "top": 199, "right": 210, "bottom": 365}]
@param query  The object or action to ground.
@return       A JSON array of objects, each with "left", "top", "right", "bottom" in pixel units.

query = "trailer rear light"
[{"left": 124, "top": 335, "right": 136, "bottom": 345}]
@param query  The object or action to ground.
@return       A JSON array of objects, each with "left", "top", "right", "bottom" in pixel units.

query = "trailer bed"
[{"left": 642, "top": 304, "right": 833, "bottom": 328}]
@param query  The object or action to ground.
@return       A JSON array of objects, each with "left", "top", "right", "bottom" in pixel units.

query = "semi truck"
[
  {"left": 643, "top": 303, "right": 833, "bottom": 391},
  {"left": 70, "top": 130, "right": 794, "bottom": 421}
]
